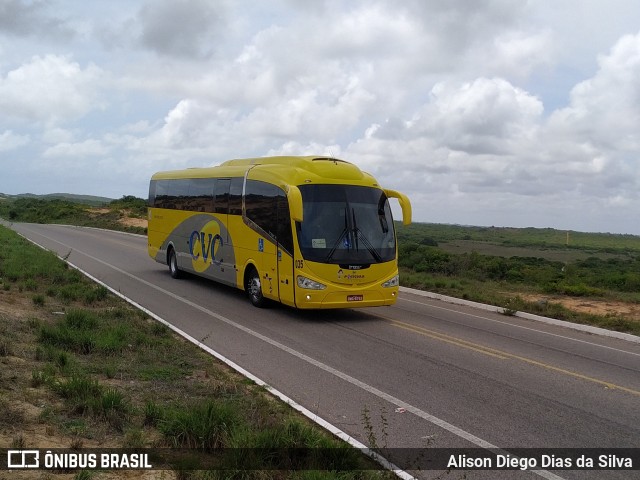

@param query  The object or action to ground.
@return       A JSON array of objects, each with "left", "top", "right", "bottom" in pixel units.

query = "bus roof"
[{"left": 151, "top": 156, "right": 380, "bottom": 189}]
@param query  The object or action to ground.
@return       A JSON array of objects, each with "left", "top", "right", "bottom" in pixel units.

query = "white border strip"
[
  {"left": 15, "top": 229, "right": 416, "bottom": 480},
  {"left": 400, "top": 287, "right": 640, "bottom": 344}
]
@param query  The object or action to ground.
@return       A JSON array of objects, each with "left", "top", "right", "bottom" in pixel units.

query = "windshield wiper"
[
  {"left": 378, "top": 195, "right": 389, "bottom": 233},
  {"left": 352, "top": 208, "right": 359, "bottom": 251},
  {"left": 352, "top": 208, "right": 382, "bottom": 262},
  {"left": 325, "top": 212, "right": 350, "bottom": 262}
]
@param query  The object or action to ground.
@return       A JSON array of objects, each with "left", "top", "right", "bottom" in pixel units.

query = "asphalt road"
[{"left": 9, "top": 223, "right": 640, "bottom": 479}]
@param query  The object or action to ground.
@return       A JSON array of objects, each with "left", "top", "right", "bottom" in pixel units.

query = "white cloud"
[
  {"left": 489, "top": 30, "right": 554, "bottom": 78},
  {"left": 343, "top": 77, "right": 544, "bottom": 194},
  {"left": 548, "top": 31, "right": 640, "bottom": 151},
  {"left": 0, "top": 0, "right": 76, "bottom": 41},
  {"left": 42, "top": 127, "right": 75, "bottom": 144},
  {"left": 0, "top": 55, "right": 105, "bottom": 125},
  {"left": 136, "top": 0, "right": 228, "bottom": 59},
  {"left": 0, "top": 129, "right": 29, "bottom": 151},
  {"left": 43, "top": 139, "right": 109, "bottom": 158},
  {"left": 341, "top": 43, "right": 640, "bottom": 231},
  {"left": 2, "top": 1, "right": 640, "bottom": 233},
  {"left": 424, "top": 78, "right": 544, "bottom": 154},
  {"left": 526, "top": 31, "right": 640, "bottom": 209},
  {"left": 267, "top": 141, "right": 342, "bottom": 158}
]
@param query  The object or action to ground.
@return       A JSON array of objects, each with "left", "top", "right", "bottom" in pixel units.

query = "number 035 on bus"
[{"left": 147, "top": 156, "right": 411, "bottom": 309}]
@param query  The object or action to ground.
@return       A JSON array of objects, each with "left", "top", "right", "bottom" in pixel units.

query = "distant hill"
[
  {"left": 0, "top": 193, "right": 147, "bottom": 234},
  {"left": 0, "top": 192, "right": 114, "bottom": 206}
]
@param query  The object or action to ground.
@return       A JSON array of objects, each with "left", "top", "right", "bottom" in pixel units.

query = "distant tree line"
[{"left": 398, "top": 241, "right": 640, "bottom": 296}]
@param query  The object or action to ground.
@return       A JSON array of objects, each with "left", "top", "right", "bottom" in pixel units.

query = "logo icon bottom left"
[{"left": 8, "top": 450, "right": 40, "bottom": 468}]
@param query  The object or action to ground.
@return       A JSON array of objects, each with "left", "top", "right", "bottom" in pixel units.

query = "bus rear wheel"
[
  {"left": 168, "top": 248, "right": 181, "bottom": 279},
  {"left": 245, "top": 267, "right": 265, "bottom": 308}
]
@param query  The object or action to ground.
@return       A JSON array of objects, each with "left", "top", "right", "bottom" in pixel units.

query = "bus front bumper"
[{"left": 294, "top": 287, "right": 398, "bottom": 309}]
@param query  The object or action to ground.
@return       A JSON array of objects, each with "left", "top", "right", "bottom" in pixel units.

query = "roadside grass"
[
  {"left": 396, "top": 224, "right": 640, "bottom": 331},
  {"left": 436, "top": 239, "right": 630, "bottom": 263},
  {"left": 397, "top": 222, "right": 640, "bottom": 336},
  {"left": 0, "top": 225, "right": 390, "bottom": 478}
]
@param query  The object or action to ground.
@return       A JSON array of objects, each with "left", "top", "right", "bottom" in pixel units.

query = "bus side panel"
[
  {"left": 187, "top": 213, "right": 237, "bottom": 287},
  {"left": 150, "top": 210, "right": 237, "bottom": 287},
  {"left": 277, "top": 248, "right": 295, "bottom": 307},
  {"left": 259, "top": 233, "right": 279, "bottom": 301},
  {"left": 227, "top": 213, "right": 257, "bottom": 291},
  {"left": 276, "top": 216, "right": 297, "bottom": 307},
  {"left": 232, "top": 215, "right": 280, "bottom": 301},
  {"left": 148, "top": 207, "right": 172, "bottom": 265},
  {"left": 228, "top": 212, "right": 287, "bottom": 303}
]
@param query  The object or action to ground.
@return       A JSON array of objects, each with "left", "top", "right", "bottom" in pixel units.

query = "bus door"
[
  {"left": 276, "top": 192, "right": 295, "bottom": 306},
  {"left": 257, "top": 190, "right": 294, "bottom": 304},
  {"left": 243, "top": 178, "right": 294, "bottom": 304}
]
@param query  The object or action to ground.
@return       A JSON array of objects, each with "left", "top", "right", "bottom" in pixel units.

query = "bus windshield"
[{"left": 296, "top": 184, "right": 396, "bottom": 265}]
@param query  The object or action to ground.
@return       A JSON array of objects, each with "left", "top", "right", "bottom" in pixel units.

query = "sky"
[{"left": 1, "top": 0, "right": 640, "bottom": 234}]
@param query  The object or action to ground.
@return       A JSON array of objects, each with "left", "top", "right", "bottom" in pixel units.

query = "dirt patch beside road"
[
  {"left": 86, "top": 207, "right": 148, "bottom": 230},
  {"left": 518, "top": 293, "right": 640, "bottom": 322}
]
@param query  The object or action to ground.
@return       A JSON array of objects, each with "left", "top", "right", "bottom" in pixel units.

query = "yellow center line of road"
[
  {"left": 373, "top": 314, "right": 640, "bottom": 397},
  {"left": 390, "top": 320, "right": 509, "bottom": 359}
]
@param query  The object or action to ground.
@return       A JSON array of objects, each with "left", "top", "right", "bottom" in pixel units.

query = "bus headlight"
[
  {"left": 381, "top": 275, "right": 399, "bottom": 288},
  {"left": 297, "top": 275, "right": 327, "bottom": 290}
]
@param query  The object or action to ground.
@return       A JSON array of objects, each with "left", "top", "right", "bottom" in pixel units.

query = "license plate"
[{"left": 347, "top": 295, "right": 363, "bottom": 302}]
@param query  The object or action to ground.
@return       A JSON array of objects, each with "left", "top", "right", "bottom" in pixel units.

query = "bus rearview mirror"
[
  {"left": 384, "top": 189, "right": 412, "bottom": 225},
  {"left": 288, "top": 185, "right": 304, "bottom": 222}
]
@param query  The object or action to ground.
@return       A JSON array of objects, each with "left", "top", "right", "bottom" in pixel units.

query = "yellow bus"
[{"left": 147, "top": 156, "right": 411, "bottom": 309}]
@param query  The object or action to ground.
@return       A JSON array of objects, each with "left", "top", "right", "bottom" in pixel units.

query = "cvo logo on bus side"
[{"left": 189, "top": 230, "right": 223, "bottom": 264}]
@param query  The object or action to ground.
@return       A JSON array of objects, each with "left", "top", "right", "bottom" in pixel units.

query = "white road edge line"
[
  {"left": 18, "top": 226, "right": 565, "bottom": 480},
  {"left": 15, "top": 229, "right": 415, "bottom": 480},
  {"left": 399, "top": 293, "right": 640, "bottom": 358},
  {"left": 400, "top": 287, "right": 640, "bottom": 345}
]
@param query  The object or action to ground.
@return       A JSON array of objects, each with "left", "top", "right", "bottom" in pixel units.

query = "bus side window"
[
  {"left": 148, "top": 180, "right": 157, "bottom": 207},
  {"left": 214, "top": 178, "right": 231, "bottom": 215},
  {"left": 245, "top": 180, "right": 278, "bottom": 240},
  {"left": 188, "top": 178, "right": 214, "bottom": 212},
  {"left": 154, "top": 180, "right": 170, "bottom": 209},
  {"left": 228, "top": 177, "right": 243, "bottom": 216},
  {"left": 276, "top": 191, "right": 293, "bottom": 254},
  {"left": 168, "top": 179, "right": 190, "bottom": 210}
]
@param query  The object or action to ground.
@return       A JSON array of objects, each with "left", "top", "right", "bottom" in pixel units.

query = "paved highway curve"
[{"left": 9, "top": 223, "right": 640, "bottom": 480}]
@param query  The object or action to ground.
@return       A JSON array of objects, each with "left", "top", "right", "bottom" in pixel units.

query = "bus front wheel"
[{"left": 245, "top": 267, "right": 265, "bottom": 308}]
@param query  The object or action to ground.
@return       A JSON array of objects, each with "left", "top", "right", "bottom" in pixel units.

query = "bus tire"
[
  {"left": 168, "top": 247, "right": 181, "bottom": 279},
  {"left": 245, "top": 266, "right": 266, "bottom": 308}
]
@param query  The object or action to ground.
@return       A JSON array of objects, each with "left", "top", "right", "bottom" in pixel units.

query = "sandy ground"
[
  {"left": 118, "top": 216, "right": 148, "bottom": 228},
  {"left": 87, "top": 208, "right": 148, "bottom": 229},
  {"left": 518, "top": 293, "right": 640, "bottom": 321}
]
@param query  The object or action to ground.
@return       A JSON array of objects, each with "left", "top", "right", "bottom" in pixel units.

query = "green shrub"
[
  {"left": 96, "top": 388, "right": 129, "bottom": 417},
  {"left": 32, "top": 294, "right": 45, "bottom": 306},
  {"left": 54, "top": 375, "right": 103, "bottom": 414},
  {"left": 64, "top": 309, "right": 99, "bottom": 330},
  {"left": 143, "top": 401, "right": 163, "bottom": 427},
  {"left": 84, "top": 286, "right": 108, "bottom": 304},
  {"left": 159, "top": 400, "right": 244, "bottom": 450},
  {"left": 39, "top": 323, "right": 96, "bottom": 355}
]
